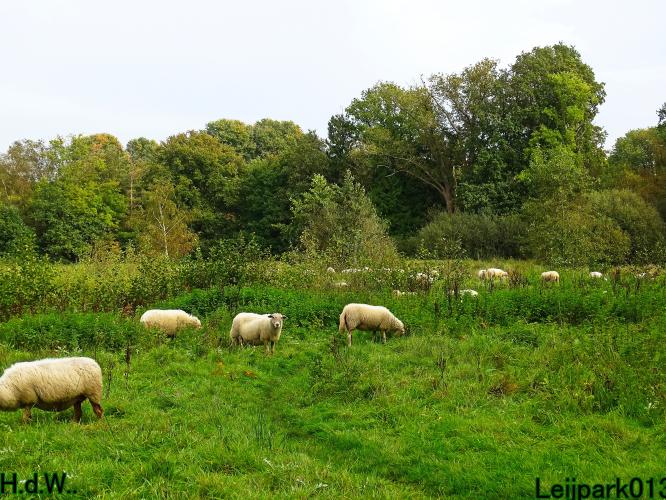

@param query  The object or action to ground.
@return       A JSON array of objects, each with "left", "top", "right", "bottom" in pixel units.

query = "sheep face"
[
  {"left": 395, "top": 319, "right": 406, "bottom": 336},
  {"left": 192, "top": 317, "right": 202, "bottom": 328},
  {"left": 267, "top": 313, "right": 286, "bottom": 329}
]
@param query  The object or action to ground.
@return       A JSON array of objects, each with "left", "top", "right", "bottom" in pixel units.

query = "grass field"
[{"left": 0, "top": 264, "right": 664, "bottom": 498}]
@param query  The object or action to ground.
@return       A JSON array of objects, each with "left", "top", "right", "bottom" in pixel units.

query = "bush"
[{"left": 414, "top": 212, "right": 523, "bottom": 259}]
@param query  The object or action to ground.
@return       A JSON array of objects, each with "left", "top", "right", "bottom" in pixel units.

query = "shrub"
[{"left": 414, "top": 212, "right": 523, "bottom": 259}]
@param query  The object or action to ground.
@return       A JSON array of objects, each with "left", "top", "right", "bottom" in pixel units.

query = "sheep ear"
[
  {"left": 282, "top": 316, "right": 287, "bottom": 320},
  {"left": 268, "top": 314, "right": 274, "bottom": 318}
]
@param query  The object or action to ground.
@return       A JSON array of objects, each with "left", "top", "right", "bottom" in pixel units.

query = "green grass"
[{"left": 0, "top": 265, "right": 664, "bottom": 498}]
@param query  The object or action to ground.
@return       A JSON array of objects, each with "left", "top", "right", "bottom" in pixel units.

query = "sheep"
[
  {"left": 541, "top": 271, "right": 560, "bottom": 283},
  {"left": 449, "top": 289, "right": 479, "bottom": 298},
  {"left": 326, "top": 266, "right": 336, "bottom": 274},
  {"left": 486, "top": 268, "right": 508, "bottom": 280},
  {"left": 140, "top": 309, "right": 202, "bottom": 337},
  {"left": 392, "top": 289, "right": 416, "bottom": 297},
  {"left": 477, "top": 269, "right": 487, "bottom": 280},
  {"left": 0, "top": 357, "right": 103, "bottom": 423},
  {"left": 332, "top": 281, "right": 349, "bottom": 288},
  {"left": 589, "top": 271, "right": 603, "bottom": 279},
  {"left": 229, "top": 312, "right": 287, "bottom": 354},
  {"left": 338, "top": 303, "right": 405, "bottom": 346}
]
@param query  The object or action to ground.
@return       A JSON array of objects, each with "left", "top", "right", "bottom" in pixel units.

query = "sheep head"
[{"left": 267, "top": 313, "right": 286, "bottom": 329}]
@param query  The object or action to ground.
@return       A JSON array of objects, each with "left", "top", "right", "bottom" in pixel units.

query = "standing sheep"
[
  {"left": 0, "top": 357, "right": 103, "bottom": 423},
  {"left": 339, "top": 303, "right": 405, "bottom": 346},
  {"left": 140, "top": 309, "right": 202, "bottom": 337},
  {"left": 589, "top": 271, "right": 603, "bottom": 279},
  {"left": 229, "top": 312, "right": 287, "bottom": 354},
  {"left": 486, "top": 268, "right": 508, "bottom": 280},
  {"left": 541, "top": 271, "right": 560, "bottom": 283}
]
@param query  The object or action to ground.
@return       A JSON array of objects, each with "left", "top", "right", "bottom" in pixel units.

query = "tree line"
[{"left": 1, "top": 43, "right": 665, "bottom": 266}]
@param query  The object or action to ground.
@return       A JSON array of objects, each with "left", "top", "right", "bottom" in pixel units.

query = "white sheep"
[
  {"left": 477, "top": 269, "right": 487, "bottom": 280},
  {"left": 229, "top": 312, "right": 287, "bottom": 354},
  {"left": 541, "top": 271, "right": 560, "bottom": 283},
  {"left": 140, "top": 309, "right": 202, "bottom": 337},
  {"left": 332, "top": 281, "right": 349, "bottom": 288},
  {"left": 338, "top": 303, "right": 405, "bottom": 346},
  {"left": 326, "top": 266, "right": 336, "bottom": 274},
  {"left": 392, "top": 289, "right": 416, "bottom": 297},
  {"left": 589, "top": 271, "right": 603, "bottom": 279},
  {"left": 0, "top": 357, "right": 103, "bottom": 423},
  {"left": 449, "top": 289, "right": 479, "bottom": 298},
  {"left": 486, "top": 268, "right": 508, "bottom": 280}
]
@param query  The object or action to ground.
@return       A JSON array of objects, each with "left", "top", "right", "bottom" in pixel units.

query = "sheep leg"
[
  {"left": 264, "top": 340, "right": 270, "bottom": 355},
  {"left": 73, "top": 402, "right": 82, "bottom": 423},
  {"left": 347, "top": 331, "right": 353, "bottom": 347},
  {"left": 91, "top": 401, "right": 104, "bottom": 419},
  {"left": 382, "top": 331, "right": 387, "bottom": 344},
  {"left": 270, "top": 340, "right": 276, "bottom": 354},
  {"left": 22, "top": 407, "right": 32, "bottom": 424}
]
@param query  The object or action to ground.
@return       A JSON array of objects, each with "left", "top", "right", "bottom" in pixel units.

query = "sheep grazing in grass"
[
  {"left": 541, "top": 271, "right": 560, "bottom": 283},
  {"left": 477, "top": 269, "right": 487, "bottom": 280},
  {"left": 326, "top": 266, "right": 336, "bottom": 274},
  {"left": 229, "top": 312, "right": 287, "bottom": 354},
  {"left": 589, "top": 271, "right": 603, "bottom": 279},
  {"left": 140, "top": 309, "right": 202, "bottom": 337},
  {"left": 339, "top": 303, "right": 405, "bottom": 346},
  {"left": 449, "top": 289, "right": 479, "bottom": 298},
  {"left": 0, "top": 357, "right": 103, "bottom": 423},
  {"left": 486, "top": 268, "right": 508, "bottom": 280}
]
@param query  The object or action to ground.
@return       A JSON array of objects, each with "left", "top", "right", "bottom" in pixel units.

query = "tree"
[
  {"left": 205, "top": 119, "right": 256, "bottom": 160},
  {"left": 252, "top": 119, "right": 303, "bottom": 158},
  {"left": 517, "top": 146, "right": 591, "bottom": 200},
  {"left": 158, "top": 131, "right": 244, "bottom": 244},
  {"left": 508, "top": 43, "right": 606, "bottom": 173},
  {"left": 291, "top": 171, "right": 397, "bottom": 266},
  {"left": 28, "top": 178, "right": 126, "bottom": 261},
  {"left": 140, "top": 180, "right": 197, "bottom": 258},
  {"left": 0, "top": 203, "right": 36, "bottom": 257},
  {"left": 0, "top": 139, "right": 56, "bottom": 209}
]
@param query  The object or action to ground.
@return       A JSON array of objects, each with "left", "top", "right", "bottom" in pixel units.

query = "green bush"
[
  {"left": 414, "top": 212, "right": 523, "bottom": 259},
  {"left": 0, "top": 312, "right": 142, "bottom": 350}
]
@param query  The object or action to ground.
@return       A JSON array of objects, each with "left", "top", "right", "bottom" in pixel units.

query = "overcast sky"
[{"left": 0, "top": 0, "right": 663, "bottom": 152}]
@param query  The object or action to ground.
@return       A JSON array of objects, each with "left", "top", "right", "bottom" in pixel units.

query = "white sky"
[{"left": 0, "top": 0, "right": 664, "bottom": 152}]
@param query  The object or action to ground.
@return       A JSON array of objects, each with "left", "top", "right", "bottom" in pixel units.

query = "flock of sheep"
[{"left": 0, "top": 265, "right": 607, "bottom": 424}]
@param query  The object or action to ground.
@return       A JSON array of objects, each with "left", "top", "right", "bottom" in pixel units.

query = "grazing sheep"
[
  {"left": 477, "top": 269, "right": 487, "bottom": 280},
  {"left": 332, "top": 281, "right": 349, "bottom": 288},
  {"left": 339, "top": 303, "right": 405, "bottom": 346},
  {"left": 0, "top": 357, "right": 103, "bottom": 423},
  {"left": 449, "top": 289, "right": 479, "bottom": 298},
  {"left": 486, "top": 268, "right": 508, "bottom": 280},
  {"left": 589, "top": 271, "right": 603, "bottom": 279},
  {"left": 326, "top": 266, "right": 336, "bottom": 274},
  {"left": 229, "top": 312, "right": 287, "bottom": 354},
  {"left": 140, "top": 309, "right": 202, "bottom": 337},
  {"left": 541, "top": 271, "right": 560, "bottom": 283}
]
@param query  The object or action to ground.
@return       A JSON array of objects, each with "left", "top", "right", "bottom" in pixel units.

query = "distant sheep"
[
  {"left": 326, "top": 266, "right": 336, "bottom": 274},
  {"left": 541, "top": 271, "right": 560, "bottom": 283},
  {"left": 449, "top": 289, "right": 479, "bottom": 298},
  {"left": 477, "top": 269, "right": 487, "bottom": 280},
  {"left": 589, "top": 271, "right": 603, "bottom": 279},
  {"left": 229, "top": 312, "right": 287, "bottom": 354},
  {"left": 339, "top": 303, "right": 405, "bottom": 346},
  {"left": 0, "top": 357, "right": 103, "bottom": 423},
  {"left": 332, "top": 281, "right": 349, "bottom": 288},
  {"left": 486, "top": 268, "right": 508, "bottom": 280},
  {"left": 392, "top": 289, "right": 416, "bottom": 297},
  {"left": 140, "top": 309, "right": 202, "bottom": 337}
]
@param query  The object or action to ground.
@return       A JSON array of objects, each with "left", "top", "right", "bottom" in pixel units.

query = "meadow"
[{"left": 0, "top": 260, "right": 664, "bottom": 498}]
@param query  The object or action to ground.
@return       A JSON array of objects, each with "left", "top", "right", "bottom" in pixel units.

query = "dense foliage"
[{"left": 1, "top": 45, "right": 664, "bottom": 266}]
